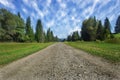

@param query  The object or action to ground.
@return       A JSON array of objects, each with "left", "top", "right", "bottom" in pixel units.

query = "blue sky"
[{"left": 0, "top": 0, "right": 120, "bottom": 38}]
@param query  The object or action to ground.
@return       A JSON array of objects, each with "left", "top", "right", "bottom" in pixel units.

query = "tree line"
[
  {"left": 0, "top": 8, "right": 58, "bottom": 42},
  {"left": 67, "top": 16, "right": 120, "bottom": 41}
]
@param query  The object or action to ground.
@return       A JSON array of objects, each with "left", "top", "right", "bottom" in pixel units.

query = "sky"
[{"left": 0, "top": 0, "right": 120, "bottom": 38}]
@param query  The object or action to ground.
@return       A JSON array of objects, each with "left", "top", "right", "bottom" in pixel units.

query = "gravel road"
[{"left": 0, "top": 43, "right": 120, "bottom": 80}]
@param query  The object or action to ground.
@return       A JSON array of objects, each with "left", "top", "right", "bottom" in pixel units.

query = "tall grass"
[
  {"left": 66, "top": 42, "right": 120, "bottom": 62},
  {"left": 0, "top": 43, "right": 53, "bottom": 65}
]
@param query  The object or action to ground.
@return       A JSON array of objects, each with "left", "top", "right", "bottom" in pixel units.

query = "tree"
[
  {"left": 25, "top": 16, "right": 34, "bottom": 42},
  {"left": 96, "top": 20, "right": 104, "bottom": 40},
  {"left": 103, "top": 17, "right": 112, "bottom": 39},
  {"left": 50, "top": 31, "right": 54, "bottom": 41},
  {"left": 18, "top": 12, "right": 21, "bottom": 18},
  {"left": 46, "top": 28, "right": 55, "bottom": 42},
  {"left": 115, "top": 15, "right": 120, "bottom": 33},
  {"left": 72, "top": 31, "right": 79, "bottom": 41},
  {"left": 81, "top": 17, "right": 98, "bottom": 41},
  {"left": 14, "top": 15, "right": 25, "bottom": 42},
  {"left": 35, "top": 19, "right": 44, "bottom": 42},
  {"left": 46, "top": 28, "right": 52, "bottom": 42},
  {"left": 54, "top": 36, "right": 59, "bottom": 42},
  {"left": 67, "top": 35, "right": 72, "bottom": 41},
  {"left": 0, "top": 8, "right": 25, "bottom": 42}
]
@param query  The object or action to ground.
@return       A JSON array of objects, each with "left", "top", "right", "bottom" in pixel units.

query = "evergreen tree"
[
  {"left": 115, "top": 15, "right": 120, "bottom": 33},
  {"left": 81, "top": 17, "right": 98, "bottom": 41},
  {"left": 46, "top": 28, "right": 55, "bottom": 42},
  {"left": 35, "top": 19, "right": 44, "bottom": 42},
  {"left": 50, "top": 31, "right": 54, "bottom": 41},
  {"left": 103, "top": 17, "right": 112, "bottom": 39},
  {"left": 18, "top": 12, "right": 21, "bottom": 18},
  {"left": 54, "top": 36, "right": 59, "bottom": 42},
  {"left": 25, "top": 16, "right": 34, "bottom": 42},
  {"left": 96, "top": 20, "right": 104, "bottom": 40},
  {"left": 0, "top": 8, "right": 25, "bottom": 42},
  {"left": 67, "top": 35, "right": 72, "bottom": 41},
  {"left": 72, "top": 31, "right": 79, "bottom": 41},
  {"left": 46, "top": 28, "right": 51, "bottom": 42}
]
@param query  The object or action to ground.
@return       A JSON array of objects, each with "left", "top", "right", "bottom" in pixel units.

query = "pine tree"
[
  {"left": 72, "top": 31, "right": 79, "bottom": 41},
  {"left": 81, "top": 17, "right": 98, "bottom": 41},
  {"left": 103, "top": 17, "right": 112, "bottom": 39},
  {"left": 46, "top": 28, "right": 50, "bottom": 42},
  {"left": 67, "top": 35, "right": 72, "bottom": 41},
  {"left": 25, "top": 16, "right": 34, "bottom": 42},
  {"left": 18, "top": 12, "right": 21, "bottom": 18},
  {"left": 46, "top": 28, "right": 55, "bottom": 42},
  {"left": 35, "top": 19, "right": 44, "bottom": 42},
  {"left": 96, "top": 20, "right": 104, "bottom": 40},
  {"left": 115, "top": 15, "right": 120, "bottom": 33},
  {"left": 50, "top": 31, "right": 54, "bottom": 41}
]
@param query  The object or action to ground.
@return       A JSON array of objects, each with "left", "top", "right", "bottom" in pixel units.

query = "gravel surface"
[{"left": 0, "top": 43, "right": 120, "bottom": 80}]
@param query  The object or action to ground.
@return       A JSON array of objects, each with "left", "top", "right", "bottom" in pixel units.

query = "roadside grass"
[
  {"left": 114, "top": 33, "right": 120, "bottom": 38},
  {"left": 65, "top": 41, "right": 120, "bottom": 62},
  {"left": 0, "top": 43, "right": 53, "bottom": 65}
]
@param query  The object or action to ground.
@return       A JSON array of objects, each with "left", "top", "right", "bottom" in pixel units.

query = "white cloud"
[
  {"left": 22, "top": 8, "right": 28, "bottom": 14},
  {"left": 46, "top": 20, "right": 54, "bottom": 28},
  {"left": 57, "top": 0, "right": 66, "bottom": 9},
  {"left": 22, "top": 0, "right": 29, "bottom": 5},
  {"left": 46, "top": 0, "right": 52, "bottom": 7},
  {"left": 0, "top": 0, "right": 15, "bottom": 9},
  {"left": 31, "top": 1, "right": 44, "bottom": 18}
]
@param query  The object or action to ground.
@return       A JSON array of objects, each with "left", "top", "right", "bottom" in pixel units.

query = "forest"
[{"left": 0, "top": 8, "right": 58, "bottom": 42}]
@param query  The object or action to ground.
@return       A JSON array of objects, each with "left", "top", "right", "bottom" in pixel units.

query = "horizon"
[{"left": 0, "top": 0, "right": 120, "bottom": 38}]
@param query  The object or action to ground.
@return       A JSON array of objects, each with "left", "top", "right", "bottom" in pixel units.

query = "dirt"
[{"left": 0, "top": 43, "right": 120, "bottom": 80}]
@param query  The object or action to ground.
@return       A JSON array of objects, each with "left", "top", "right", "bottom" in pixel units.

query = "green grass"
[
  {"left": 114, "top": 33, "right": 120, "bottom": 38},
  {"left": 65, "top": 41, "right": 120, "bottom": 62},
  {"left": 0, "top": 43, "right": 53, "bottom": 65}
]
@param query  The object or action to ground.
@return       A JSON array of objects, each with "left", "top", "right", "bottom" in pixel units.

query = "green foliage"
[
  {"left": 72, "top": 31, "right": 80, "bottom": 41},
  {"left": 103, "top": 17, "right": 112, "bottom": 39},
  {"left": 66, "top": 42, "right": 120, "bottom": 62},
  {"left": 114, "top": 33, "right": 120, "bottom": 38},
  {"left": 81, "top": 17, "right": 98, "bottom": 41},
  {"left": 115, "top": 15, "right": 120, "bottom": 33},
  {"left": 0, "top": 43, "right": 53, "bottom": 65},
  {"left": 46, "top": 28, "right": 57, "bottom": 42},
  {"left": 80, "top": 17, "right": 113, "bottom": 41},
  {"left": 96, "top": 20, "right": 104, "bottom": 40},
  {"left": 35, "top": 19, "right": 44, "bottom": 42},
  {"left": 67, "top": 35, "right": 72, "bottom": 41},
  {"left": 0, "top": 8, "right": 25, "bottom": 42},
  {"left": 0, "top": 8, "right": 58, "bottom": 42},
  {"left": 25, "top": 16, "right": 34, "bottom": 42},
  {"left": 67, "top": 31, "right": 80, "bottom": 41}
]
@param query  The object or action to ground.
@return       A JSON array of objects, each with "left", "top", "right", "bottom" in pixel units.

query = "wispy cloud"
[
  {"left": 0, "top": 0, "right": 15, "bottom": 9},
  {"left": 0, "top": 0, "right": 119, "bottom": 38},
  {"left": 22, "top": 7, "right": 28, "bottom": 14}
]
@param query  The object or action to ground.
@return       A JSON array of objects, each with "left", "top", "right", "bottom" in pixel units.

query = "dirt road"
[{"left": 0, "top": 43, "right": 120, "bottom": 80}]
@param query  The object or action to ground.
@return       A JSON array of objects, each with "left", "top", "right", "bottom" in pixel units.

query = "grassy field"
[
  {"left": 0, "top": 43, "right": 53, "bottom": 65},
  {"left": 66, "top": 41, "right": 120, "bottom": 62}
]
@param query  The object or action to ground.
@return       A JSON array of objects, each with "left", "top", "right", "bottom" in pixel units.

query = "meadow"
[
  {"left": 66, "top": 41, "right": 120, "bottom": 62},
  {"left": 0, "top": 43, "right": 52, "bottom": 65}
]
